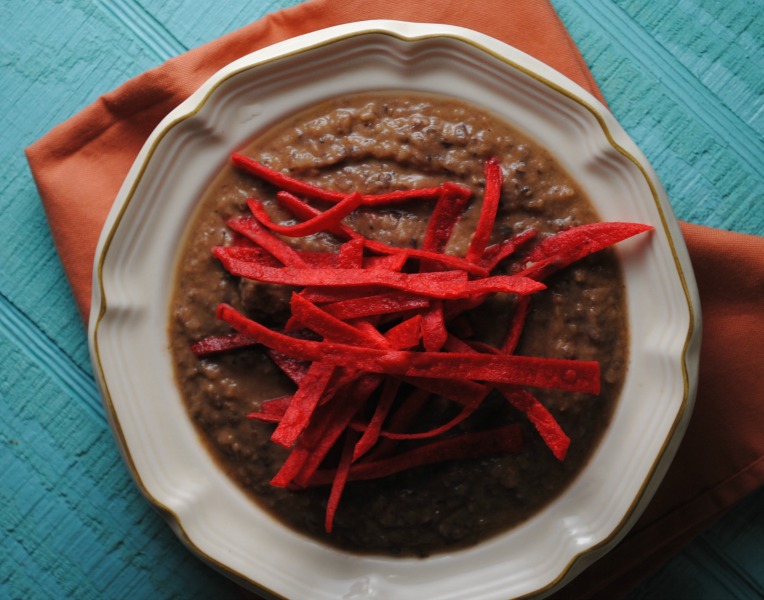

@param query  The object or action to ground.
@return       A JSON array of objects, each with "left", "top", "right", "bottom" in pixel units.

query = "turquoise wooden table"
[{"left": 3, "top": 1, "right": 763, "bottom": 598}]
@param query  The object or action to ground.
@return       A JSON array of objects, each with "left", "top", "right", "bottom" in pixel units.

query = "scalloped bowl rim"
[{"left": 88, "top": 20, "right": 701, "bottom": 600}]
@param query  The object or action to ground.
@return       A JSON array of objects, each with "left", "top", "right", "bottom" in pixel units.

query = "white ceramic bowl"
[{"left": 89, "top": 20, "right": 701, "bottom": 600}]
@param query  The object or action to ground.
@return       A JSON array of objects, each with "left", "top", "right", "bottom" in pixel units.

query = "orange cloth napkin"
[{"left": 25, "top": 0, "right": 764, "bottom": 597}]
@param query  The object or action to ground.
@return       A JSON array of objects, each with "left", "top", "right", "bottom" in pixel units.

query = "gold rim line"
[{"left": 91, "top": 23, "right": 698, "bottom": 598}]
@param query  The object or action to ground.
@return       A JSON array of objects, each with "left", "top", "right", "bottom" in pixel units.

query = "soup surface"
[{"left": 169, "top": 93, "right": 628, "bottom": 556}]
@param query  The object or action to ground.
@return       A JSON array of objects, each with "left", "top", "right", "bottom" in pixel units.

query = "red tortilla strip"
[
  {"left": 374, "top": 404, "right": 479, "bottom": 441},
  {"left": 189, "top": 332, "right": 257, "bottom": 356},
  {"left": 233, "top": 153, "right": 346, "bottom": 203},
  {"left": 298, "top": 286, "right": 388, "bottom": 303},
  {"left": 363, "top": 387, "right": 431, "bottom": 462},
  {"left": 325, "top": 431, "right": 358, "bottom": 533},
  {"left": 216, "top": 304, "right": 601, "bottom": 394},
  {"left": 502, "top": 295, "right": 531, "bottom": 355},
  {"left": 274, "top": 188, "right": 489, "bottom": 276},
  {"left": 466, "top": 157, "right": 503, "bottom": 263},
  {"left": 288, "top": 293, "right": 378, "bottom": 346},
  {"left": 275, "top": 190, "right": 356, "bottom": 240},
  {"left": 422, "top": 182, "right": 472, "bottom": 253},
  {"left": 270, "top": 362, "right": 336, "bottom": 448},
  {"left": 281, "top": 373, "right": 385, "bottom": 489},
  {"left": 293, "top": 251, "right": 339, "bottom": 268},
  {"left": 266, "top": 349, "right": 309, "bottom": 385},
  {"left": 352, "top": 377, "right": 401, "bottom": 462},
  {"left": 498, "top": 386, "right": 570, "bottom": 461},
  {"left": 337, "top": 238, "right": 365, "bottom": 269},
  {"left": 363, "top": 253, "right": 408, "bottom": 272},
  {"left": 234, "top": 153, "right": 465, "bottom": 207},
  {"left": 247, "top": 194, "right": 364, "bottom": 238},
  {"left": 361, "top": 381, "right": 489, "bottom": 442},
  {"left": 308, "top": 424, "right": 523, "bottom": 486},
  {"left": 321, "top": 292, "right": 430, "bottom": 321},
  {"left": 261, "top": 396, "right": 292, "bottom": 415},
  {"left": 480, "top": 228, "right": 537, "bottom": 271},
  {"left": 518, "top": 222, "right": 654, "bottom": 279},
  {"left": 348, "top": 319, "right": 391, "bottom": 349},
  {"left": 362, "top": 239, "right": 490, "bottom": 277},
  {"left": 381, "top": 315, "right": 423, "bottom": 350},
  {"left": 445, "top": 335, "right": 570, "bottom": 461},
  {"left": 225, "top": 216, "right": 308, "bottom": 267},
  {"left": 220, "top": 243, "right": 282, "bottom": 266},
  {"left": 420, "top": 301, "right": 447, "bottom": 352},
  {"left": 213, "top": 251, "right": 543, "bottom": 299},
  {"left": 360, "top": 185, "right": 458, "bottom": 206},
  {"left": 245, "top": 411, "right": 282, "bottom": 423},
  {"left": 247, "top": 394, "right": 292, "bottom": 423}
]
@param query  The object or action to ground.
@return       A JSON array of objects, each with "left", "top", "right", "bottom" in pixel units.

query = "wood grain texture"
[
  {"left": 553, "top": 0, "right": 764, "bottom": 236},
  {"left": 0, "top": 3, "right": 303, "bottom": 598},
  {"left": 626, "top": 487, "right": 764, "bottom": 599},
  {"left": 1, "top": 0, "right": 762, "bottom": 598}
]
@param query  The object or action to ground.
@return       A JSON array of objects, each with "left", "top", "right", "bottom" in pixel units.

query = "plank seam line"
[
  {"left": 0, "top": 291, "right": 106, "bottom": 424},
  {"left": 694, "top": 537, "right": 764, "bottom": 597},
  {"left": 96, "top": 0, "right": 188, "bottom": 62},
  {"left": 570, "top": 0, "right": 763, "bottom": 177}
]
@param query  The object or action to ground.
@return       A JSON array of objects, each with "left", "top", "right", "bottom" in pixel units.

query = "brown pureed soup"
[{"left": 170, "top": 93, "right": 630, "bottom": 557}]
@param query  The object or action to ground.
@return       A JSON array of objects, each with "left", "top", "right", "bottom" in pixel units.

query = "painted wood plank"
[
  {"left": 147, "top": 0, "right": 303, "bottom": 48},
  {"left": 0, "top": 292, "right": 104, "bottom": 422},
  {"left": 699, "top": 487, "right": 764, "bottom": 586},
  {"left": 0, "top": 336, "right": 241, "bottom": 599},
  {"left": 0, "top": 3, "right": 299, "bottom": 597},
  {"left": 569, "top": 0, "right": 762, "bottom": 177},
  {"left": 98, "top": 0, "right": 189, "bottom": 61},
  {"left": 551, "top": 0, "right": 764, "bottom": 236},
  {"left": 0, "top": 0, "right": 169, "bottom": 370},
  {"left": 627, "top": 487, "right": 764, "bottom": 599},
  {"left": 619, "top": 0, "right": 764, "bottom": 134}
]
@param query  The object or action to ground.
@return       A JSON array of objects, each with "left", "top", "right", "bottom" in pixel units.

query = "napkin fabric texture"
[{"left": 25, "top": 0, "right": 764, "bottom": 597}]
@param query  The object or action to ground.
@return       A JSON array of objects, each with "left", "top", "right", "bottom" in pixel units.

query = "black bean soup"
[{"left": 169, "top": 92, "right": 628, "bottom": 557}]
